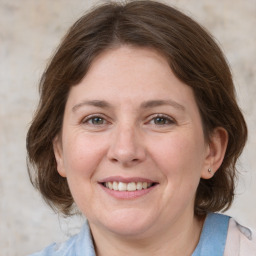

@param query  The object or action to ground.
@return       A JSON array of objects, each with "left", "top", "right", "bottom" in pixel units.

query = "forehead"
[
  {"left": 86, "top": 45, "right": 170, "bottom": 80},
  {"left": 66, "top": 45, "right": 196, "bottom": 111}
]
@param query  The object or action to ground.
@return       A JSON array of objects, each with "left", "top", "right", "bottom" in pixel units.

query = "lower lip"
[{"left": 100, "top": 184, "right": 157, "bottom": 199}]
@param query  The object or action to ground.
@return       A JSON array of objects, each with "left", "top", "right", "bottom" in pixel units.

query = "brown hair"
[{"left": 27, "top": 0, "right": 247, "bottom": 216}]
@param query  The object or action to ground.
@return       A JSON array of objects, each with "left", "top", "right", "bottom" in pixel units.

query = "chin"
[
  {"left": 105, "top": 222, "right": 151, "bottom": 238},
  {"left": 94, "top": 209, "right": 156, "bottom": 237}
]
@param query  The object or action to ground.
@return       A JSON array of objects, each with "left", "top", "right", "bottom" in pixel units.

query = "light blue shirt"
[
  {"left": 29, "top": 213, "right": 230, "bottom": 256},
  {"left": 192, "top": 213, "right": 230, "bottom": 256}
]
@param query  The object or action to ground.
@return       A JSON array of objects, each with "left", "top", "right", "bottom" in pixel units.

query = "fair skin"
[{"left": 53, "top": 46, "right": 228, "bottom": 256}]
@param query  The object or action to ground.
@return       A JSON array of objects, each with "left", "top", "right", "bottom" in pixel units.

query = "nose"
[{"left": 107, "top": 125, "right": 146, "bottom": 166}]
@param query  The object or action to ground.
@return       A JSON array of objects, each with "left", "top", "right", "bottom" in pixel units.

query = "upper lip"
[{"left": 98, "top": 176, "right": 157, "bottom": 183}]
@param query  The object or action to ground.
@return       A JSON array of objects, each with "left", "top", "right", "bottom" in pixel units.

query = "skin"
[{"left": 54, "top": 46, "right": 228, "bottom": 256}]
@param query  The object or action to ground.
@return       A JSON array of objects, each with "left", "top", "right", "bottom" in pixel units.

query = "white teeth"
[
  {"left": 104, "top": 181, "right": 154, "bottom": 191},
  {"left": 108, "top": 182, "right": 113, "bottom": 190},
  {"left": 127, "top": 182, "right": 136, "bottom": 191},
  {"left": 118, "top": 182, "right": 127, "bottom": 191},
  {"left": 113, "top": 181, "right": 118, "bottom": 191},
  {"left": 136, "top": 182, "right": 143, "bottom": 190}
]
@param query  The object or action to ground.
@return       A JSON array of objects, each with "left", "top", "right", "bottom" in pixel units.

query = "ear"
[
  {"left": 201, "top": 127, "right": 228, "bottom": 179},
  {"left": 53, "top": 135, "right": 67, "bottom": 177}
]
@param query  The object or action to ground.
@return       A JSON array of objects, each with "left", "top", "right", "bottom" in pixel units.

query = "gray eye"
[
  {"left": 91, "top": 117, "right": 105, "bottom": 125},
  {"left": 153, "top": 117, "right": 170, "bottom": 125}
]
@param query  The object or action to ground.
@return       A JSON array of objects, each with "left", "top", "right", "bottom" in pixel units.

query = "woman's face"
[{"left": 54, "top": 46, "right": 213, "bottom": 238}]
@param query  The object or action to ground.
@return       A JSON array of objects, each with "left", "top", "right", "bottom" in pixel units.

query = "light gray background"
[{"left": 1, "top": 0, "right": 255, "bottom": 255}]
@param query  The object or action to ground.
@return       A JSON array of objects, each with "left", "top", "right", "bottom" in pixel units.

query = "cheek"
[
  {"left": 62, "top": 134, "right": 107, "bottom": 178},
  {"left": 151, "top": 132, "right": 205, "bottom": 180}
]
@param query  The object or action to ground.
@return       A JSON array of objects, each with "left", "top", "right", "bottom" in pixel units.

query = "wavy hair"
[{"left": 27, "top": 0, "right": 247, "bottom": 216}]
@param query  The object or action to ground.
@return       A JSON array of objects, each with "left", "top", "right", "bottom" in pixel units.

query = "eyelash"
[
  {"left": 147, "top": 114, "right": 175, "bottom": 126},
  {"left": 81, "top": 114, "right": 109, "bottom": 126},
  {"left": 81, "top": 113, "right": 175, "bottom": 130}
]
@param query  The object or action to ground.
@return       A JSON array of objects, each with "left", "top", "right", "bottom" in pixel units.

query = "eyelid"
[
  {"left": 80, "top": 113, "right": 175, "bottom": 127},
  {"left": 146, "top": 113, "right": 176, "bottom": 125},
  {"left": 81, "top": 113, "right": 110, "bottom": 125}
]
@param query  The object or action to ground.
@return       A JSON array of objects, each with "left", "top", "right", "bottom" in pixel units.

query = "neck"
[{"left": 89, "top": 213, "right": 205, "bottom": 256}]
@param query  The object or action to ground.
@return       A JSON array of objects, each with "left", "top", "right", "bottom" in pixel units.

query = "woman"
[{"left": 27, "top": 1, "right": 255, "bottom": 255}]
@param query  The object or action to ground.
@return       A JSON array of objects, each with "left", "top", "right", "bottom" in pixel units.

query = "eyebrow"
[
  {"left": 72, "top": 100, "right": 111, "bottom": 112},
  {"left": 72, "top": 99, "right": 185, "bottom": 112},
  {"left": 140, "top": 100, "right": 185, "bottom": 111}
]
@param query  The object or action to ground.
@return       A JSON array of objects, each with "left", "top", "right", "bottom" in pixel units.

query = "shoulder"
[
  {"left": 28, "top": 222, "right": 95, "bottom": 256},
  {"left": 225, "top": 216, "right": 256, "bottom": 256},
  {"left": 28, "top": 235, "right": 78, "bottom": 256}
]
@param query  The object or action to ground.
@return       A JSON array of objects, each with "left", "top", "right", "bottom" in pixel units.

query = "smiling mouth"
[{"left": 101, "top": 181, "right": 157, "bottom": 192}]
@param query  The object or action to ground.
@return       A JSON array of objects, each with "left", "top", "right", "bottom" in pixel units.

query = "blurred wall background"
[{"left": 0, "top": 0, "right": 255, "bottom": 255}]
